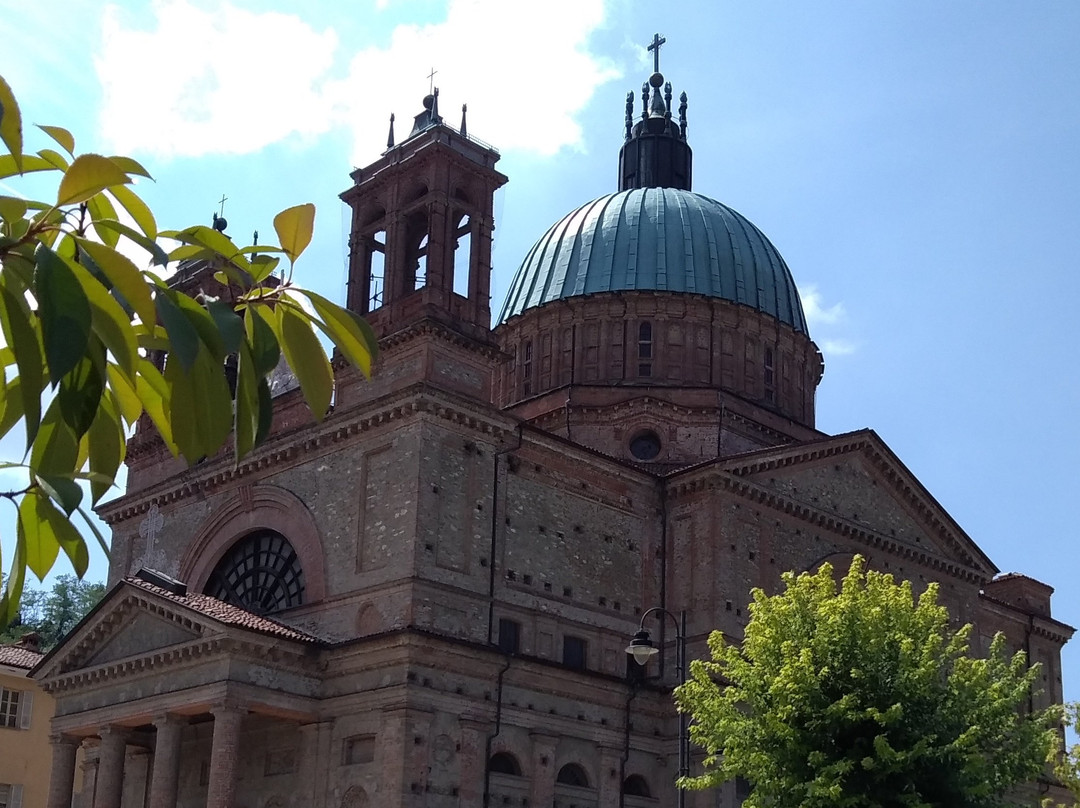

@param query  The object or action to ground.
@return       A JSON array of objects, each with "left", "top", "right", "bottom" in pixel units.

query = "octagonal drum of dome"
[{"left": 498, "top": 187, "right": 808, "bottom": 336}]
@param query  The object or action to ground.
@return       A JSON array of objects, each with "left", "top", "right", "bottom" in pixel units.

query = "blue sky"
[{"left": 2, "top": 1, "right": 1079, "bottom": 692}]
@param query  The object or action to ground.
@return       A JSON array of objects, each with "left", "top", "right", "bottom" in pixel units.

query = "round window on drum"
[{"left": 204, "top": 530, "right": 305, "bottom": 615}]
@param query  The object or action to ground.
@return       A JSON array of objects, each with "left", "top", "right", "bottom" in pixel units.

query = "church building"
[{"left": 32, "top": 47, "right": 1071, "bottom": 808}]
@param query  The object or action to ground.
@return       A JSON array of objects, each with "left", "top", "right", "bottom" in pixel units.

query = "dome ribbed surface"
[{"left": 498, "top": 188, "right": 808, "bottom": 335}]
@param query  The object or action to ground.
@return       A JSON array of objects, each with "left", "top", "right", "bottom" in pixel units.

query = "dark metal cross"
[
  {"left": 648, "top": 33, "right": 666, "bottom": 73},
  {"left": 427, "top": 67, "right": 438, "bottom": 95},
  {"left": 217, "top": 193, "right": 228, "bottom": 217}
]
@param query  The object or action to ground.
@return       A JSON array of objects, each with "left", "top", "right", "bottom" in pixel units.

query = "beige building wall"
[{"left": 0, "top": 658, "right": 52, "bottom": 808}]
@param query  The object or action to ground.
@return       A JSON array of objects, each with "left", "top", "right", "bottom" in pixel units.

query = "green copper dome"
[{"left": 497, "top": 187, "right": 809, "bottom": 335}]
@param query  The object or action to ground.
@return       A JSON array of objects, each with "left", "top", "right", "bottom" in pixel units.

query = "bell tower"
[{"left": 339, "top": 90, "right": 508, "bottom": 405}]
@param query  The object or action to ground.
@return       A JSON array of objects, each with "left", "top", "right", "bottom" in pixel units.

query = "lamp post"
[{"left": 625, "top": 607, "right": 688, "bottom": 808}]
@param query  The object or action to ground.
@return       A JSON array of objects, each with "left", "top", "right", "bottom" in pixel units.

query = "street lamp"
[{"left": 625, "top": 607, "right": 688, "bottom": 808}]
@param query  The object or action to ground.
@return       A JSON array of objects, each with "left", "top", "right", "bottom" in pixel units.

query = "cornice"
[
  {"left": 978, "top": 593, "right": 1076, "bottom": 644},
  {"left": 373, "top": 317, "right": 510, "bottom": 361},
  {"left": 709, "top": 432, "right": 996, "bottom": 576},
  {"left": 100, "top": 384, "right": 518, "bottom": 524},
  {"left": 667, "top": 467, "right": 989, "bottom": 585}
]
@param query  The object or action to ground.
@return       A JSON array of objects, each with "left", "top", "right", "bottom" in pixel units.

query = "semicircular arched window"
[
  {"left": 556, "top": 763, "right": 590, "bottom": 787},
  {"left": 487, "top": 752, "right": 522, "bottom": 776},
  {"left": 204, "top": 530, "right": 305, "bottom": 615},
  {"left": 622, "top": 774, "right": 652, "bottom": 798}
]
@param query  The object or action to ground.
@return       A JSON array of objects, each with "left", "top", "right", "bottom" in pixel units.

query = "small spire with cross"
[
  {"left": 647, "top": 33, "right": 666, "bottom": 74},
  {"left": 427, "top": 66, "right": 438, "bottom": 96}
]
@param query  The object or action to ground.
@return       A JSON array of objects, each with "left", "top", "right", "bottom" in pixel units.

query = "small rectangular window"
[
  {"left": 0, "top": 689, "right": 20, "bottom": 729},
  {"left": 0, "top": 783, "right": 22, "bottom": 808},
  {"left": 562, "top": 635, "right": 587, "bottom": 670},
  {"left": 498, "top": 619, "right": 520, "bottom": 654}
]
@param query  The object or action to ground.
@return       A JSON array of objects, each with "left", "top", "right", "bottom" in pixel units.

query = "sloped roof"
[
  {"left": 0, "top": 643, "right": 44, "bottom": 670},
  {"left": 124, "top": 577, "right": 322, "bottom": 644}
]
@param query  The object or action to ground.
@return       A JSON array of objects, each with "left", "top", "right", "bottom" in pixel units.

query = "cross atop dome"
[{"left": 618, "top": 34, "right": 691, "bottom": 191}]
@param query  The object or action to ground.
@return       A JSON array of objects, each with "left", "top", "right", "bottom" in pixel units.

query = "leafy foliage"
[
  {"left": 0, "top": 575, "right": 105, "bottom": 650},
  {"left": 0, "top": 74, "right": 377, "bottom": 627},
  {"left": 675, "top": 557, "right": 1057, "bottom": 808}
]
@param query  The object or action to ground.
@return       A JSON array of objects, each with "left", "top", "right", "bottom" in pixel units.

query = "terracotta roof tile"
[
  {"left": 125, "top": 577, "right": 324, "bottom": 644},
  {"left": 0, "top": 643, "right": 45, "bottom": 670}
]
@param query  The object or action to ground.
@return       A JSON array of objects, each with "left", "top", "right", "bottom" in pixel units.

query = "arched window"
[
  {"left": 452, "top": 211, "right": 471, "bottom": 298},
  {"left": 622, "top": 774, "right": 652, "bottom": 798},
  {"left": 556, "top": 763, "right": 590, "bottom": 787},
  {"left": 204, "top": 530, "right": 305, "bottom": 615},
  {"left": 487, "top": 752, "right": 523, "bottom": 776},
  {"left": 637, "top": 321, "right": 653, "bottom": 377}
]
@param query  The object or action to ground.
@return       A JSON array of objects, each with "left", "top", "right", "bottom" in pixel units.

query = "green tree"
[
  {"left": 0, "top": 74, "right": 377, "bottom": 626},
  {"left": 675, "top": 556, "right": 1057, "bottom": 808},
  {"left": 0, "top": 575, "right": 104, "bottom": 649}
]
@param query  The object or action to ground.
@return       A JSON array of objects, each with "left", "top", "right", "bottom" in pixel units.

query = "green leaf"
[
  {"left": 92, "top": 219, "right": 169, "bottom": 266},
  {"left": 0, "top": 74, "right": 23, "bottom": 171},
  {"left": 31, "top": 399, "right": 79, "bottom": 477},
  {"left": 0, "top": 195, "right": 28, "bottom": 224},
  {"left": 0, "top": 279, "right": 43, "bottom": 451},
  {"left": 165, "top": 340, "right": 232, "bottom": 461},
  {"left": 107, "top": 155, "right": 152, "bottom": 180},
  {"left": 35, "top": 245, "right": 92, "bottom": 384},
  {"left": 246, "top": 305, "right": 280, "bottom": 377},
  {"left": 133, "top": 359, "right": 177, "bottom": 455},
  {"left": 20, "top": 489, "right": 60, "bottom": 580},
  {"left": 105, "top": 366, "right": 142, "bottom": 427},
  {"left": 255, "top": 376, "right": 273, "bottom": 446},
  {"left": 206, "top": 299, "right": 243, "bottom": 355},
  {"left": 249, "top": 253, "right": 281, "bottom": 283},
  {"left": 37, "top": 125, "right": 75, "bottom": 156},
  {"left": 37, "top": 123, "right": 75, "bottom": 155},
  {"left": 273, "top": 203, "right": 315, "bottom": 264},
  {"left": 234, "top": 339, "right": 259, "bottom": 460},
  {"left": 35, "top": 473, "right": 84, "bottom": 516},
  {"left": 86, "top": 394, "right": 123, "bottom": 505},
  {"left": 0, "top": 531, "right": 26, "bottom": 626},
  {"left": 275, "top": 302, "right": 332, "bottom": 420},
  {"left": 155, "top": 291, "right": 201, "bottom": 372},
  {"left": 173, "top": 292, "right": 225, "bottom": 361},
  {"left": 69, "top": 259, "right": 139, "bottom": 378},
  {"left": 163, "top": 225, "right": 250, "bottom": 271},
  {"left": 77, "top": 239, "right": 155, "bottom": 325},
  {"left": 106, "top": 182, "right": 157, "bottom": 239},
  {"left": 58, "top": 350, "right": 105, "bottom": 439},
  {"left": 36, "top": 148, "right": 68, "bottom": 170},
  {"left": 0, "top": 377, "right": 25, "bottom": 441},
  {"left": 76, "top": 504, "right": 110, "bottom": 559},
  {"left": 297, "top": 289, "right": 377, "bottom": 377},
  {"left": 0, "top": 153, "right": 55, "bottom": 179},
  {"left": 56, "top": 153, "right": 131, "bottom": 206},
  {"left": 24, "top": 488, "right": 88, "bottom": 578},
  {"left": 85, "top": 191, "right": 120, "bottom": 248}
]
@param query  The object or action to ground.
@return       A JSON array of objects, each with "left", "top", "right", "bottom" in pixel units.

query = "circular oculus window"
[{"left": 629, "top": 430, "right": 662, "bottom": 461}]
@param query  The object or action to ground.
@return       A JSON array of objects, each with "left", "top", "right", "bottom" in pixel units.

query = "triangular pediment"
[
  {"left": 32, "top": 580, "right": 219, "bottom": 680},
  {"left": 700, "top": 429, "right": 998, "bottom": 580}
]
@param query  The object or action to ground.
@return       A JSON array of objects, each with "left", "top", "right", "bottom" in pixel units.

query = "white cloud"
[
  {"left": 95, "top": 0, "right": 618, "bottom": 163},
  {"left": 822, "top": 338, "right": 857, "bottom": 357},
  {"left": 96, "top": 1, "right": 339, "bottom": 158},
  {"left": 798, "top": 283, "right": 857, "bottom": 358},
  {"left": 800, "top": 283, "right": 846, "bottom": 328}
]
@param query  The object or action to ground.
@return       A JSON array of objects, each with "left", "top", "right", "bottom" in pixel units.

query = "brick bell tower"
[{"left": 338, "top": 89, "right": 508, "bottom": 407}]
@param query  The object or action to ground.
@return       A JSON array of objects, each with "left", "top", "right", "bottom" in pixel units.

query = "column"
[
  {"left": 296, "top": 722, "right": 329, "bottom": 808},
  {"left": 47, "top": 733, "right": 79, "bottom": 808},
  {"left": 458, "top": 718, "right": 493, "bottom": 808},
  {"left": 76, "top": 742, "right": 99, "bottom": 808},
  {"left": 205, "top": 704, "right": 244, "bottom": 808},
  {"left": 597, "top": 746, "right": 623, "bottom": 808},
  {"left": 528, "top": 731, "right": 559, "bottom": 808},
  {"left": 148, "top": 715, "right": 184, "bottom": 808},
  {"left": 94, "top": 726, "right": 128, "bottom": 808}
]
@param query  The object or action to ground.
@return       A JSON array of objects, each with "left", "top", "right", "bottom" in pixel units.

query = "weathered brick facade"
[{"left": 32, "top": 81, "right": 1071, "bottom": 808}]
